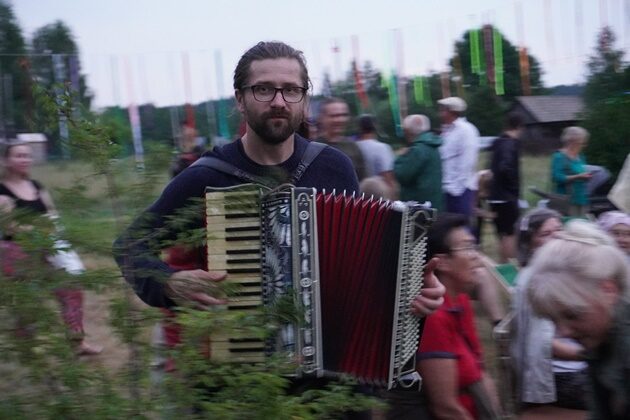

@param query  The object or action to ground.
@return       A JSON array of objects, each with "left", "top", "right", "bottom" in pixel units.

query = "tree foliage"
[
  {"left": 583, "top": 27, "right": 628, "bottom": 107},
  {"left": 582, "top": 27, "right": 629, "bottom": 177},
  {"left": 0, "top": 0, "right": 28, "bottom": 132},
  {"left": 30, "top": 20, "right": 92, "bottom": 109}
]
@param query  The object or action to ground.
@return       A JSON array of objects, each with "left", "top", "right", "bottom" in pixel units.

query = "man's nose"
[{"left": 269, "top": 90, "right": 287, "bottom": 107}]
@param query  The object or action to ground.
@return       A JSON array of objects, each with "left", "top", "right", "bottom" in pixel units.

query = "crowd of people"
[{"left": 2, "top": 40, "right": 629, "bottom": 419}]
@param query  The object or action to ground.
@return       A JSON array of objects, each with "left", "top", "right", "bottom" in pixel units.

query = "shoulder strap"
[
  {"left": 289, "top": 141, "right": 327, "bottom": 184},
  {"left": 191, "top": 141, "right": 328, "bottom": 188}
]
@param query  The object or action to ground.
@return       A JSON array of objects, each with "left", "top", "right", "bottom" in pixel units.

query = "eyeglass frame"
[
  {"left": 241, "top": 84, "right": 308, "bottom": 103},
  {"left": 448, "top": 244, "right": 481, "bottom": 255}
]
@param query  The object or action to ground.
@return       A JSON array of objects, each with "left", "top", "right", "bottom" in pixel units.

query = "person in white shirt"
[{"left": 438, "top": 97, "right": 480, "bottom": 218}]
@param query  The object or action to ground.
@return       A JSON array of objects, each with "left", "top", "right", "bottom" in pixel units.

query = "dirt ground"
[{"left": 80, "top": 289, "right": 135, "bottom": 372}]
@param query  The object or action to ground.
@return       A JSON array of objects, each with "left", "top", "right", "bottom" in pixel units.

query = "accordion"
[{"left": 206, "top": 184, "right": 434, "bottom": 389}]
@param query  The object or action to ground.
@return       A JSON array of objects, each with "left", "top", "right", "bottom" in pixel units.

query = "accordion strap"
[{"left": 192, "top": 141, "right": 327, "bottom": 188}]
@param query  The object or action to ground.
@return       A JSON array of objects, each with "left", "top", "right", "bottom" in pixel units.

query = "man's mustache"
[{"left": 264, "top": 111, "right": 291, "bottom": 119}]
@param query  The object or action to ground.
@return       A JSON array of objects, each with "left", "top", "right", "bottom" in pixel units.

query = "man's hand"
[
  {"left": 411, "top": 258, "right": 445, "bottom": 317},
  {"left": 165, "top": 269, "right": 228, "bottom": 310}
]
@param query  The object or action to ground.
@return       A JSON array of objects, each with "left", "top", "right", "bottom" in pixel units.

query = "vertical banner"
[
  {"left": 351, "top": 35, "right": 369, "bottom": 111},
  {"left": 453, "top": 53, "right": 465, "bottom": 98},
  {"left": 181, "top": 52, "right": 195, "bottom": 128},
  {"left": 204, "top": 54, "right": 218, "bottom": 142},
  {"left": 395, "top": 29, "right": 408, "bottom": 120},
  {"left": 52, "top": 54, "right": 70, "bottom": 160},
  {"left": 413, "top": 76, "right": 424, "bottom": 105},
  {"left": 483, "top": 25, "right": 495, "bottom": 85},
  {"left": 470, "top": 29, "right": 481, "bottom": 75},
  {"left": 69, "top": 55, "right": 80, "bottom": 95},
  {"left": 332, "top": 39, "right": 342, "bottom": 83},
  {"left": 544, "top": 0, "right": 556, "bottom": 63},
  {"left": 385, "top": 73, "right": 402, "bottom": 137},
  {"left": 110, "top": 55, "right": 121, "bottom": 106},
  {"left": 514, "top": 0, "right": 525, "bottom": 46},
  {"left": 519, "top": 47, "right": 531, "bottom": 95},
  {"left": 69, "top": 55, "right": 81, "bottom": 120},
  {"left": 137, "top": 54, "right": 152, "bottom": 107},
  {"left": 123, "top": 56, "right": 144, "bottom": 168},
  {"left": 575, "top": 0, "right": 585, "bottom": 59},
  {"left": 3, "top": 75, "right": 13, "bottom": 130},
  {"left": 413, "top": 75, "right": 432, "bottom": 106},
  {"left": 214, "top": 49, "right": 230, "bottom": 139},
  {"left": 493, "top": 28, "right": 505, "bottom": 95}
]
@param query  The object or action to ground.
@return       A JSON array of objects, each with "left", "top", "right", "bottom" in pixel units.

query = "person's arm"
[
  {"left": 393, "top": 146, "right": 424, "bottom": 185},
  {"left": 551, "top": 338, "right": 584, "bottom": 360},
  {"left": 417, "top": 358, "right": 475, "bottom": 420},
  {"left": 39, "top": 188, "right": 57, "bottom": 215},
  {"left": 113, "top": 168, "right": 221, "bottom": 308},
  {"left": 552, "top": 153, "right": 590, "bottom": 186}
]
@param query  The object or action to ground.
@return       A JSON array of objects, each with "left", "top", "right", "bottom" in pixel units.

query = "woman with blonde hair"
[{"left": 527, "top": 219, "right": 630, "bottom": 419}]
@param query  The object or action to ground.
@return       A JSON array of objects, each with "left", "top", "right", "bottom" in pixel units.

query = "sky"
[{"left": 11, "top": 0, "right": 630, "bottom": 109}]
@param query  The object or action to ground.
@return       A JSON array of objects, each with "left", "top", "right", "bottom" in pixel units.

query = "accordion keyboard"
[{"left": 206, "top": 186, "right": 265, "bottom": 362}]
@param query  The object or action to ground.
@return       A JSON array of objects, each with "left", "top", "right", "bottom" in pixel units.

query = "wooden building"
[{"left": 510, "top": 95, "right": 585, "bottom": 154}]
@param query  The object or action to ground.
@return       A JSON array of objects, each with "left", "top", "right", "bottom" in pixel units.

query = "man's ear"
[{"left": 235, "top": 89, "right": 245, "bottom": 113}]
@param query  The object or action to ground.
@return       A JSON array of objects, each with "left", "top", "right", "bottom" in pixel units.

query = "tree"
[
  {"left": 583, "top": 26, "right": 628, "bottom": 107},
  {"left": 0, "top": 0, "right": 29, "bottom": 133},
  {"left": 465, "top": 85, "right": 506, "bottom": 136},
  {"left": 582, "top": 27, "right": 629, "bottom": 177},
  {"left": 30, "top": 20, "right": 92, "bottom": 110},
  {"left": 449, "top": 25, "right": 545, "bottom": 100}
]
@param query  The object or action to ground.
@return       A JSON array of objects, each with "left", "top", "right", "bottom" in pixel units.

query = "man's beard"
[{"left": 247, "top": 109, "right": 302, "bottom": 145}]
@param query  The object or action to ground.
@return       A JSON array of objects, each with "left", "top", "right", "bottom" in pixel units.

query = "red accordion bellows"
[{"left": 316, "top": 192, "right": 403, "bottom": 384}]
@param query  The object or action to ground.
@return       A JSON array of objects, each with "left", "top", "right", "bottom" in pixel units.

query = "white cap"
[{"left": 437, "top": 97, "right": 467, "bottom": 112}]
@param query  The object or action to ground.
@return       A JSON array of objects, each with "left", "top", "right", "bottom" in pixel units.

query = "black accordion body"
[{"left": 206, "top": 184, "right": 434, "bottom": 389}]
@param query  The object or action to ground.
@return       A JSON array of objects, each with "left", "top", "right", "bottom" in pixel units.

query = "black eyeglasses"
[
  {"left": 242, "top": 84, "right": 307, "bottom": 103},
  {"left": 449, "top": 244, "right": 480, "bottom": 255}
]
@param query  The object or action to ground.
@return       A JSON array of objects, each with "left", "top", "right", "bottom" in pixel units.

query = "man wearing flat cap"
[{"left": 437, "top": 97, "right": 480, "bottom": 219}]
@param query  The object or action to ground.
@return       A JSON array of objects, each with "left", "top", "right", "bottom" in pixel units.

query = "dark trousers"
[{"left": 445, "top": 189, "right": 474, "bottom": 218}]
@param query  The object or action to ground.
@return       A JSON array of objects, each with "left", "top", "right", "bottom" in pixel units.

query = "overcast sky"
[{"left": 11, "top": 0, "right": 630, "bottom": 108}]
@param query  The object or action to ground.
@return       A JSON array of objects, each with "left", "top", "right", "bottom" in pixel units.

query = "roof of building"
[{"left": 513, "top": 95, "right": 585, "bottom": 123}]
